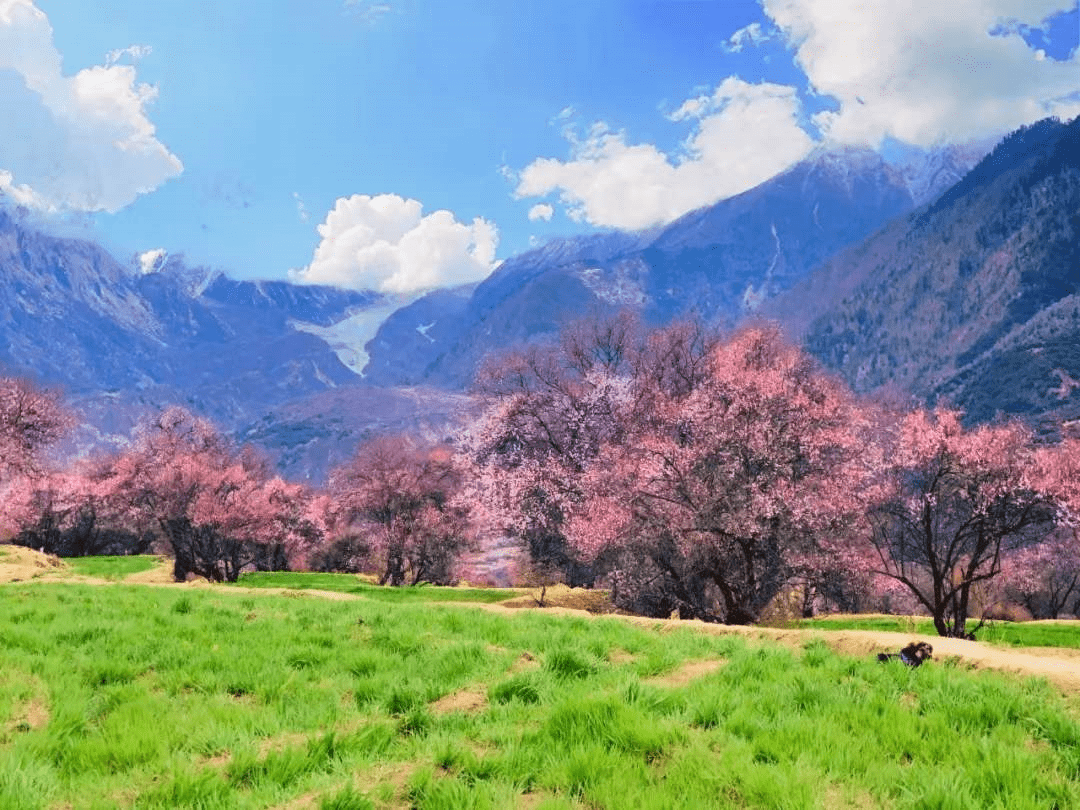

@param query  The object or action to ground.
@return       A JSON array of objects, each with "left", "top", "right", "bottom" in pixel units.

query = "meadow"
[
  {"left": 233, "top": 571, "right": 525, "bottom": 605},
  {"left": 62, "top": 556, "right": 160, "bottom": 581},
  {"left": 0, "top": 575, "right": 1078, "bottom": 810}
]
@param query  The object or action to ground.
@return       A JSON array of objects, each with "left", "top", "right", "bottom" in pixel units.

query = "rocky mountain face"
[
  {"left": 363, "top": 144, "right": 981, "bottom": 390},
  {"left": 0, "top": 212, "right": 377, "bottom": 406},
  {"left": 0, "top": 211, "right": 398, "bottom": 463},
  {"left": 796, "top": 117, "right": 1080, "bottom": 431}
]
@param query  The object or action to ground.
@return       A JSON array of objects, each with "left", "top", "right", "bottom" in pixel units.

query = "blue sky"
[{"left": 2, "top": 0, "right": 1078, "bottom": 292}]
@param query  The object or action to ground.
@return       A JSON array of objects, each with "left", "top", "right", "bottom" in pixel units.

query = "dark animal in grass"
[{"left": 877, "top": 641, "right": 933, "bottom": 667}]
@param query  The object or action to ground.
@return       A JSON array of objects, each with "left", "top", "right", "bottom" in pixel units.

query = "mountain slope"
[
  {"left": 798, "top": 117, "right": 1080, "bottom": 428},
  {"left": 364, "top": 145, "right": 980, "bottom": 390},
  {"left": 0, "top": 211, "right": 379, "bottom": 419}
]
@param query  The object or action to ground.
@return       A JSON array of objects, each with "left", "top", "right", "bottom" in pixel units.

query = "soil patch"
[
  {"left": 123, "top": 558, "right": 176, "bottom": 584},
  {"left": 354, "top": 761, "right": 414, "bottom": 806},
  {"left": 646, "top": 659, "right": 724, "bottom": 688},
  {"left": 508, "top": 651, "right": 539, "bottom": 674},
  {"left": 430, "top": 687, "right": 487, "bottom": 715},
  {"left": 258, "top": 731, "right": 309, "bottom": 758},
  {"left": 199, "top": 750, "right": 232, "bottom": 769},
  {"left": 256, "top": 587, "right": 360, "bottom": 601},
  {"left": 268, "top": 789, "right": 320, "bottom": 810},
  {"left": 498, "top": 584, "right": 615, "bottom": 613},
  {"left": 7, "top": 697, "right": 49, "bottom": 735}
]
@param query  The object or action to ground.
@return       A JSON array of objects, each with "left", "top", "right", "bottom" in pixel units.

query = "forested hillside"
[{"left": 799, "top": 117, "right": 1080, "bottom": 430}]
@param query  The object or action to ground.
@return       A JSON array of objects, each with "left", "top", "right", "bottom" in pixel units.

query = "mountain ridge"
[
  {"left": 794, "top": 116, "right": 1080, "bottom": 429},
  {"left": 362, "top": 143, "right": 982, "bottom": 390}
]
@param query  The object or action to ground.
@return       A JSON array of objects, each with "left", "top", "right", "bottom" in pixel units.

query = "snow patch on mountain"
[
  {"left": 290, "top": 293, "right": 421, "bottom": 375},
  {"left": 575, "top": 258, "right": 648, "bottom": 307},
  {"left": 886, "top": 141, "right": 992, "bottom": 205}
]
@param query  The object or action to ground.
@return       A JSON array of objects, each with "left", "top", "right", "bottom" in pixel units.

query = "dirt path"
[
  {"left": 683, "top": 621, "right": 1080, "bottom": 694},
  {"left": 4, "top": 547, "right": 1080, "bottom": 694},
  {"left": 464, "top": 603, "right": 1080, "bottom": 696}
]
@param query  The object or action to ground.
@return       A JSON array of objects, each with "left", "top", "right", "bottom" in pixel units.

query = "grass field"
[
  {"left": 787, "top": 615, "right": 1080, "bottom": 650},
  {"left": 61, "top": 555, "right": 160, "bottom": 580},
  {"left": 233, "top": 572, "right": 525, "bottom": 604},
  {"left": 0, "top": 582, "right": 1078, "bottom": 809}
]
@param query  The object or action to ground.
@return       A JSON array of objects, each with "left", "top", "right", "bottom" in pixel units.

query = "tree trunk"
[{"left": 932, "top": 609, "right": 950, "bottom": 638}]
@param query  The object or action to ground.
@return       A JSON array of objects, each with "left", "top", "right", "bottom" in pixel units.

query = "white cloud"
[
  {"left": 762, "top": 0, "right": 1080, "bottom": 147},
  {"left": 291, "top": 193, "right": 499, "bottom": 294},
  {"left": 137, "top": 248, "right": 166, "bottom": 275},
  {"left": 0, "top": 0, "right": 181, "bottom": 213},
  {"left": 0, "top": 169, "right": 46, "bottom": 209},
  {"left": 515, "top": 78, "right": 814, "bottom": 230},
  {"left": 104, "top": 44, "right": 152, "bottom": 67},
  {"left": 722, "top": 22, "right": 773, "bottom": 53},
  {"left": 550, "top": 105, "right": 576, "bottom": 125},
  {"left": 527, "top": 203, "right": 554, "bottom": 222},
  {"left": 293, "top": 191, "right": 309, "bottom": 222},
  {"left": 343, "top": 0, "right": 394, "bottom": 24}
]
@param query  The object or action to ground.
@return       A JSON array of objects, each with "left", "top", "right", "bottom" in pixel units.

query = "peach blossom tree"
[
  {"left": 0, "top": 376, "right": 70, "bottom": 483},
  {"left": 0, "top": 376, "right": 71, "bottom": 541},
  {"left": 99, "top": 407, "right": 318, "bottom": 581},
  {"left": 323, "top": 435, "right": 473, "bottom": 586},
  {"left": 866, "top": 408, "right": 1056, "bottom": 637},
  {"left": 1000, "top": 437, "right": 1080, "bottom": 618},
  {"left": 562, "top": 326, "right": 874, "bottom": 623}
]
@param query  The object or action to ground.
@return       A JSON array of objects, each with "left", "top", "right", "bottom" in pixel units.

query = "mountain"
[
  {"left": 237, "top": 385, "right": 475, "bottom": 483},
  {"left": 363, "top": 144, "right": 982, "bottom": 389},
  {"left": 794, "top": 116, "right": 1080, "bottom": 430},
  {"left": 0, "top": 211, "right": 378, "bottom": 408},
  {"left": 0, "top": 136, "right": 1003, "bottom": 478},
  {"left": 0, "top": 210, "right": 399, "bottom": 457}
]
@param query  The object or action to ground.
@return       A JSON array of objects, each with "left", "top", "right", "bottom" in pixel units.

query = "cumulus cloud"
[
  {"left": 291, "top": 193, "right": 499, "bottom": 294},
  {"left": 762, "top": 0, "right": 1080, "bottom": 147},
  {"left": 0, "top": 0, "right": 181, "bottom": 213},
  {"left": 527, "top": 203, "right": 554, "bottom": 222},
  {"left": 0, "top": 169, "right": 46, "bottom": 209},
  {"left": 514, "top": 78, "right": 814, "bottom": 230}
]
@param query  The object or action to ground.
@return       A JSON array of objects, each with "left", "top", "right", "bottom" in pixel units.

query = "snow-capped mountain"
[
  {"left": 362, "top": 142, "right": 984, "bottom": 389},
  {"left": 0, "top": 209, "right": 387, "bottom": 449}
]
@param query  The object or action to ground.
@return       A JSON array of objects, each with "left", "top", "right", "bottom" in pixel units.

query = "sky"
[{"left": 0, "top": 0, "right": 1077, "bottom": 294}]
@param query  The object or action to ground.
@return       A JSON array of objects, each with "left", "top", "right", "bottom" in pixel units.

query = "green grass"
[
  {"left": 59, "top": 555, "right": 160, "bottom": 580},
  {"left": 0, "top": 584, "right": 1078, "bottom": 808},
  {"left": 233, "top": 571, "right": 524, "bottom": 604},
  {"left": 788, "top": 615, "right": 1080, "bottom": 650}
]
